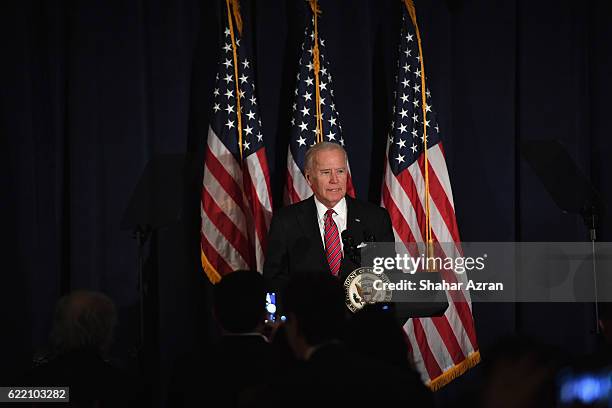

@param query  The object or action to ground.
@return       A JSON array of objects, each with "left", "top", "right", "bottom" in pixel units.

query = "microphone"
[
  {"left": 361, "top": 230, "right": 378, "bottom": 268},
  {"left": 363, "top": 229, "right": 376, "bottom": 243},
  {"left": 341, "top": 230, "right": 360, "bottom": 265}
]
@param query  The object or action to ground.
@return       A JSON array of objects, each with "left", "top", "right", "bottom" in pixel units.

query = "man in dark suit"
[
  {"left": 266, "top": 274, "right": 432, "bottom": 408},
  {"left": 264, "top": 142, "right": 395, "bottom": 298},
  {"left": 19, "top": 290, "right": 143, "bottom": 407},
  {"left": 169, "top": 270, "right": 280, "bottom": 408}
]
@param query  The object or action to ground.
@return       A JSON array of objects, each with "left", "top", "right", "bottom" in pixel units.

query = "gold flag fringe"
[
  {"left": 428, "top": 351, "right": 481, "bottom": 391},
  {"left": 201, "top": 250, "right": 222, "bottom": 284}
]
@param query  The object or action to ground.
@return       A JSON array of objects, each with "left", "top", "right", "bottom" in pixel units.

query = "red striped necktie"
[{"left": 324, "top": 209, "right": 342, "bottom": 276}]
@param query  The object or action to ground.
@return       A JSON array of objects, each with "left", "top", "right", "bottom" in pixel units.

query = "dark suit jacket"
[
  {"left": 20, "top": 349, "right": 143, "bottom": 407},
  {"left": 263, "top": 195, "right": 394, "bottom": 298}
]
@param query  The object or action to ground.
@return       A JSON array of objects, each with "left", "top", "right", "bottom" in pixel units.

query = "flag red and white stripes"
[
  {"left": 200, "top": 13, "right": 272, "bottom": 283},
  {"left": 383, "top": 146, "right": 479, "bottom": 388},
  {"left": 382, "top": 1, "right": 479, "bottom": 389}
]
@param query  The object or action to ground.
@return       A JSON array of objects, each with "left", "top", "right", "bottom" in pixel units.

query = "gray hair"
[
  {"left": 304, "top": 142, "right": 348, "bottom": 172},
  {"left": 50, "top": 290, "right": 117, "bottom": 355}
]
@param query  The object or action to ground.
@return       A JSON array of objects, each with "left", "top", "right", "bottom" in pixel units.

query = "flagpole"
[
  {"left": 200, "top": 0, "right": 244, "bottom": 284},
  {"left": 309, "top": 0, "right": 324, "bottom": 143},
  {"left": 403, "top": 0, "right": 433, "bottom": 257},
  {"left": 226, "top": 0, "right": 244, "bottom": 159}
]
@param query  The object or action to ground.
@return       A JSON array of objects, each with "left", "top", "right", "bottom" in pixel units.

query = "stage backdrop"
[{"left": 2, "top": 0, "right": 611, "bottom": 404}]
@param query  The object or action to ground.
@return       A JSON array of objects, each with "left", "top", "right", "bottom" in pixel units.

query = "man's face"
[{"left": 306, "top": 148, "right": 347, "bottom": 208}]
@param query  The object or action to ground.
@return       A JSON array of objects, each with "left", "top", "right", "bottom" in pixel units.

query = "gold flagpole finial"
[
  {"left": 230, "top": 0, "right": 243, "bottom": 36},
  {"left": 309, "top": 0, "right": 324, "bottom": 143},
  {"left": 403, "top": 0, "right": 416, "bottom": 19},
  {"left": 309, "top": 0, "right": 321, "bottom": 15}
]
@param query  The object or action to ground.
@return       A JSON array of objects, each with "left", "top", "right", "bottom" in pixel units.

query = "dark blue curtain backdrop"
[{"left": 2, "top": 0, "right": 611, "bottom": 404}]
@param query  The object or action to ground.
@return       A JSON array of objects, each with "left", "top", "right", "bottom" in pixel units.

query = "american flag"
[
  {"left": 381, "top": 2, "right": 479, "bottom": 389},
  {"left": 284, "top": 12, "right": 356, "bottom": 204},
  {"left": 200, "top": 17, "right": 273, "bottom": 283}
]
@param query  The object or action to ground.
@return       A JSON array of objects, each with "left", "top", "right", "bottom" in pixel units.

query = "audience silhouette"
[
  {"left": 169, "top": 270, "right": 279, "bottom": 408},
  {"left": 263, "top": 273, "right": 433, "bottom": 407},
  {"left": 22, "top": 274, "right": 605, "bottom": 407},
  {"left": 20, "top": 290, "right": 142, "bottom": 407}
]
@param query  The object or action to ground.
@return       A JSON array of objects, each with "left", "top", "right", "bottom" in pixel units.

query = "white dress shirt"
[{"left": 313, "top": 196, "right": 347, "bottom": 253}]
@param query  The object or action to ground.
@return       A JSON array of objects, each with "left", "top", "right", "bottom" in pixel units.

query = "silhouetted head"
[
  {"left": 51, "top": 290, "right": 117, "bottom": 355},
  {"left": 346, "top": 303, "right": 412, "bottom": 369},
  {"left": 481, "top": 336, "right": 562, "bottom": 408},
  {"left": 213, "top": 270, "right": 266, "bottom": 333},
  {"left": 284, "top": 273, "right": 346, "bottom": 358}
]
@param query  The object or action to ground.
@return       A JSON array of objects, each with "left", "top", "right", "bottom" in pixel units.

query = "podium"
[
  {"left": 341, "top": 242, "right": 449, "bottom": 323},
  {"left": 378, "top": 271, "right": 449, "bottom": 324}
]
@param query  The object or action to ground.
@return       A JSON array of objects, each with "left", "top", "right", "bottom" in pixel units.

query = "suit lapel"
[
  {"left": 345, "top": 196, "right": 365, "bottom": 243},
  {"left": 297, "top": 196, "right": 366, "bottom": 276},
  {"left": 296, "top": 196, "right": 329, "bottom": 271}
]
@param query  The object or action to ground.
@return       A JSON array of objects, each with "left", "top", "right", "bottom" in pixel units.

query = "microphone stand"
[{"left": 341, "top": 231, "right": 360, "bottom": 265}]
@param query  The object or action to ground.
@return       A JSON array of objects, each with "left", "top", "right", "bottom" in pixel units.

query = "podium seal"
[{"left": 343, "top": 267, "right": 393, "bottom": 313}]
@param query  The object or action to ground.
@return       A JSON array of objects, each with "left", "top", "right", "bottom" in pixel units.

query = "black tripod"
[
  {"left": 522, "top": 140, "right": 605, "bottom": 334},
  {"left": 121, "top": 154, "right": 188, "bottom": 373}
]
